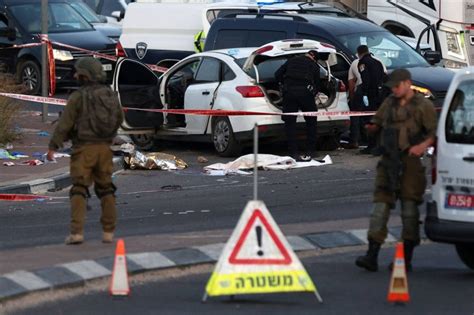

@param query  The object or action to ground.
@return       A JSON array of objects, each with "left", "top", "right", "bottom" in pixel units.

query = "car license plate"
[
  {"left": 446, "top": 193, "right": 474, "bottom": 210},
  {"left": 102, "top": 64, "right": 112, "bottom": 71}
]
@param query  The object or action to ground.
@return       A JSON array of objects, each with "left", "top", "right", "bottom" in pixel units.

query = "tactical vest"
[{"left": 382, "top": 94, "right": 426, "bottom": 151}]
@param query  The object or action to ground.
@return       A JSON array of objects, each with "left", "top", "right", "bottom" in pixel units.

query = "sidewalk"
[
  {"left": 0, "top": 112, "right": 123, "bottom": 194},
  {"left": 0, "top": 217, "right": 415, "bottom": 303}
]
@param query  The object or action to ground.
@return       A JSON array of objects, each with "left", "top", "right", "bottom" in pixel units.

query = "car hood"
[
  {"left": 48, "top": 30, "right": 116, "bottom": 51},
  {"left": 92, "top": 23, "right": 122, "bottom": 40},
  {"left": 396, "top": 66, "right": 455, "bottom": 92}
]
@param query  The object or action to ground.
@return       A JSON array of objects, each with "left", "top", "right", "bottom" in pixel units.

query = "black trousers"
[{"left": 281, "top": 86, "right": 317, "bottom": 156}]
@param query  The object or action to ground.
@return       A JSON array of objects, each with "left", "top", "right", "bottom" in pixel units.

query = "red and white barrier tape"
[
  {"left": 0, "top": 92, "right": 375, "bottom": 117},
  {"left": 0, "top": 194, "right": 51, "bottom": 201}
]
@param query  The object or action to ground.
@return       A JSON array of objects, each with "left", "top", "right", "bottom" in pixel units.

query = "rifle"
[{"left": 380, "top": 127, "right": 402, "bottom": 194}]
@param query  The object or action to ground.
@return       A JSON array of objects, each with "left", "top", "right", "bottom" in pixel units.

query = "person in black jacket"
[
  {"left": 357, "top": 45, "right": 387, "bottom": 155},
  {"left": 275, "top": 50, "right": 320, "bottom": 161}
]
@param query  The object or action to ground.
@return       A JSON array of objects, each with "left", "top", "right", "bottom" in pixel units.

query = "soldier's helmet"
[{"left": 74, "top": 57, "right": 106, "bottom": 83}]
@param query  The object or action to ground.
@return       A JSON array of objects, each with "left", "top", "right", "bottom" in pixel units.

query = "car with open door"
[{"left": 113, "top": 39, "right": 349, "bottom": 156}]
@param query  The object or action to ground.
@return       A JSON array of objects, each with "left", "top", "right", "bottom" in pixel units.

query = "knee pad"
[
  {"left": 401, "top": 200, "right": 420, "bottom": 219},
  {"left": 95, "top": 183, "right": 117, "bottom": 199},
  {"left": 70, "top": 184, "right": 90, "bottom": 199}
]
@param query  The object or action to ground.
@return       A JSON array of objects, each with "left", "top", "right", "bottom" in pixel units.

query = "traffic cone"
[
  {"left": 110, "top": 239, "right": 130, "bottom": 296},
  {"left": 387, "top": 242, "right": 410, "bottom": 303}
]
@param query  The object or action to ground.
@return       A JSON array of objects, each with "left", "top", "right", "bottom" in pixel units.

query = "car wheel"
[
  {"left": 131, "top": 134, "right": 155, "bottom": 151},
  {"left": 455, "top": 243, "right": 474, "bottom": 270},
  {"left": 212, "top": 117, "right": 241, "bottom": 157},
  {"left": 18, "top": 60, "right": 41, "bottom": 95}
]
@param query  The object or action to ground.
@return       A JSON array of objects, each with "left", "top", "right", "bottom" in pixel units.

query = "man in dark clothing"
[
  {"left": 357, "top": 45, "right": 387, "bottom": 155},
  {"left": 275, "top": 50, "right": 320, "bottom": 161}
]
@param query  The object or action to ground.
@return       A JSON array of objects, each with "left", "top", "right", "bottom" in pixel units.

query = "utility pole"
[{"left": 41, "top": 0, "right": 49, "bottom": 122}]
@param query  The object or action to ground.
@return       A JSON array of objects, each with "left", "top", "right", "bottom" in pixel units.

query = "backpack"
[{"left": 76, "top": 85, "right": 122, "bottom": 141}]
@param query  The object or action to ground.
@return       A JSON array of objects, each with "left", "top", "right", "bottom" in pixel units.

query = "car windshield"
[
  {"left": 338, "top": 31, "right": 429, "bottom": 69},
  {"left": 10, "top": 3, "right": 93, "bottom": 34},
  {"left": 235, "top": 55, "right": 328, "bottom": 82},
  {"left": 446, "top": 80, "right": 474, "bottom": 144},
  {"left": 70, "top": 2, "right": 102, "bottom": 23}
]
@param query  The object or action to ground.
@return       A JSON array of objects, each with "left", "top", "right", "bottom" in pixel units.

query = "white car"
[
  {"left": 426, "top": 67, "right": 474, "bottom": 270},
  {"left": 113, "top": 39, "right": 350, "bottom": 156}
]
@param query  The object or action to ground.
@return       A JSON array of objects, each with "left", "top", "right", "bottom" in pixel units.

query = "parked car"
[
  {"left": 205, "top": 13, "right": 455, "bottom": 108},
  {"left": 425, "top": 67, "right": 474, "bottom": 270},
  {"left": 83, "top": 0, "right": 131, "bottom": 25},
  {"left": 66, "top": 0, "right": 122, "bottom": 42},
  {"left": 114, "top": 39, "right": 350, "bottom": 155},
  {"left": 0, "top": 0, "right": 116, "bottom": 94}
]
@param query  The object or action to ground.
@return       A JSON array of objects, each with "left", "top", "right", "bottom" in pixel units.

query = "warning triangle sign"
[{"left": 204, "top": 200, "right": 322, "bottom": 302}]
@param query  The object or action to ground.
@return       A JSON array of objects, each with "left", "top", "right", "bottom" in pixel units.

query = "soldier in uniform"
[
  {"left": 275, "top": 50, "right": 320, "bottom": 161},
  {"left": 47, "top": 58, "right": 124, "bottom": 245},
  {"left": 355, "top": 69, "right": 437, "bottom": 271}
]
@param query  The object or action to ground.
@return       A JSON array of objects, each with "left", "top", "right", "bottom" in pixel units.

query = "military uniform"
[
  {"left": 368, "top": 92, "right": 437, "bottom": 244},
  {"left": 49, "top": 58, "right": 124, "bottom": 244}
]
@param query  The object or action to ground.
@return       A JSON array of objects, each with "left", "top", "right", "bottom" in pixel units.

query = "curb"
[
  {"left": 0, "top": 157, "right": 124, "bottom": 195},
  {"left": 0, "top": 226, "right": 426, "bottom": 302}
]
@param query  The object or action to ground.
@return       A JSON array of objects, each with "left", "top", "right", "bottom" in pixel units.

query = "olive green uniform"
[
  {"left": 367, "top": 92, "right": 437, "bottom": 244},
  {"left": 49, "top": 86, "right": 124, "bottom": 236}
]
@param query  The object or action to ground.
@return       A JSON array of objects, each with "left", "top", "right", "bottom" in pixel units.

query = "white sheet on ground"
[{"left": 204, "top": 154, "right": 332, "bottom": 175}]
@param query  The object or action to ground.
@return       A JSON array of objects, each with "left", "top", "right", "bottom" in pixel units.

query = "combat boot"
[
  {"left": 102, "top": 232, "right": 114, "bottom": 243},
  {"left": 65, "top": 234, "right": 84, "bottom": 245},
  {"left": 355, "top": 240, "right": 381, "bottom": 272}
]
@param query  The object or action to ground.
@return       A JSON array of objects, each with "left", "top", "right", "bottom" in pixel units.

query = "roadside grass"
[{"left": 0, "top": 74, "right": 26, "bottom": 145}]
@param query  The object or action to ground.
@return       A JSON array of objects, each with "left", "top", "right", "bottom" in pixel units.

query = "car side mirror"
[
  {"left": 423, "top": 50, "right": 441, "bottom": 65},
  {"left": 98, "top": 15, "right": 108, "bottom": 23},
  {"left": 111, "top": 10, "right": 125, "bottom": 22},
  {"left": 0, "top": 27, "right": 16, "bottom": 41}
]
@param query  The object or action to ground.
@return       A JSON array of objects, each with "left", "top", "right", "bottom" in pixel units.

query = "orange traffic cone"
[
  {"left": 387, "top": 242, "right": 410, "bottom": 303},
  {"left": 110, "top": 239, "right": 130, "bottom": 296}
]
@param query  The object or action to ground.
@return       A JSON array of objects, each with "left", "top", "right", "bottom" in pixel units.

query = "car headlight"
[
  {"left": 53, "top": 49, "right": 74, "bottom": 61},
  {"left": 446, "top": 32, "right": 461, "bottom": 55},
  {"left": 411, "top": 85, "right": 433, "bottom": 98}
]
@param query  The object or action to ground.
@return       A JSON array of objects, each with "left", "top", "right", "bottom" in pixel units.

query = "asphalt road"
[
  {"left": 13, "top": 243, "right": 474, "bottom": 315},
  {"left": 0, "top": 145, "right": 383, "bottom": 251}
]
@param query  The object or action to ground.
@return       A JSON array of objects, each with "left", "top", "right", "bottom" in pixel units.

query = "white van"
[
  {"left": 368, "top": 0, "right": 474, "bottom": 69},
  {"left": 426, "top": 67, "right": 474, "bottom": 270}
]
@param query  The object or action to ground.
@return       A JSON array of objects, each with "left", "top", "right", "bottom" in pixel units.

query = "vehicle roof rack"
[{"left": 220, "top": 12, "right": 308, "bottom": 22}]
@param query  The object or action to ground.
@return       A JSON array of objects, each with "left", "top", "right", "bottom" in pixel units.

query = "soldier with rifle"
[{"left": 355, "top": 69, "right": 437, "bottom": 272}]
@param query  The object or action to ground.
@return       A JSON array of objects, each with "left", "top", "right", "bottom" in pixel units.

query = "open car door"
[{"left": 113, "top": 58, "right": 164, "bottom": 131}]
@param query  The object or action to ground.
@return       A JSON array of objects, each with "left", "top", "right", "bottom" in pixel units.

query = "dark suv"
[
  {"left": 205, "top": 14, "right": 454, "bottom": 107},
  {"left": 0, "top": 0, "right": 116, "bottom": 94}
]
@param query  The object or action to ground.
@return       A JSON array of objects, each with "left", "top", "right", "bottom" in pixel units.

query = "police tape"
[
  {"left": 0, "top": 194, "right": 51, "bottom": 201},
  {"left": 0, "top": 92, "right": 376, "bottom": 118}
]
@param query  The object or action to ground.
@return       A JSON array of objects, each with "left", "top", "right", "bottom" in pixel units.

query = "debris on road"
[
  {"left": 197, "top": 156, "right": 208, "bottom": 163},
  {"left": 0, "top": 149, "right": 17, "bottom": 160},
  {"left": 124, "top": 150, "right": 188, "bottom": 170}
]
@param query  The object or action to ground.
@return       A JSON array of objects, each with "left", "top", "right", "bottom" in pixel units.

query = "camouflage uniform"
[
  {"left": 49, "top": 58, "right": 123, "bottom": 241},
  {"left": 368, "top": 92, "right": 437, "bottom": 244}
]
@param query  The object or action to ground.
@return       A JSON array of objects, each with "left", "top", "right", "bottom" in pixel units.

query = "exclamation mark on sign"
[{"left": 256, "top": 226, "right": 264, "bottom": 256}]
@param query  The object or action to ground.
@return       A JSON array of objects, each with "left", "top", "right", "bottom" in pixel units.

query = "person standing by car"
[
  {"left": 344, "top": 47, "right": 387, "bottom": 150},
  {"left": 47, "top": 57, "right": 124, "bottom": 245},
  {"left": 357, "top": 45, "right": 387, "bottom": 155},
  {"left": 275, "top": 50, "right": 320, "bottom": 161},
  {"left": 355, "top": 69, "right": 437, "bottom": 272}
]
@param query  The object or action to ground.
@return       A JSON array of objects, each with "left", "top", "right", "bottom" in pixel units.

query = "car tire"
[
  {"left": 212, "top": 117, "right": 241, "bottom": 157},
  {"left": 17, "top": 60, "right": 41, "bottom": 95},
  {"left": 455, "top": 243, "right": 474, "bottom": 270},
  {"left": 131, "top": 134, "right": 155, "bottom": 151}
]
